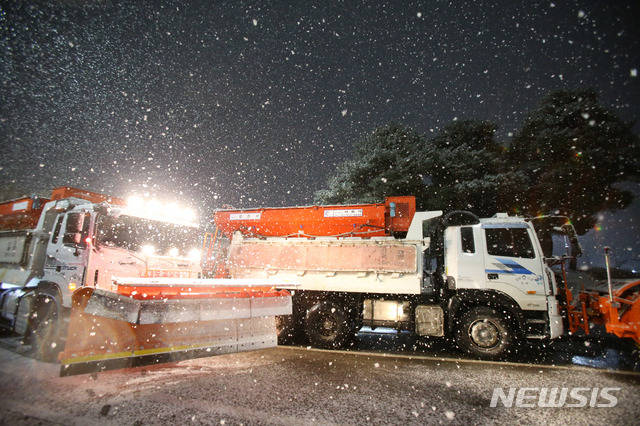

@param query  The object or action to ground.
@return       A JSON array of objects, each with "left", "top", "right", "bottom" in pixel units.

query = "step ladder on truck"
[
  {"left": 202, "top": 196, "right": 640, "bottom": 359},
  {"left": 0, "top": 187, "right": 293, "bottom": 375}
]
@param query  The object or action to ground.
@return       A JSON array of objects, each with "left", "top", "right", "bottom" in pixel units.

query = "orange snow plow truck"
[
  {"left": 0, "top": 187, "right": 292, "bottom": 374},
  {"left": 203, "top": 196, "right": 639, "bottom": 359}
]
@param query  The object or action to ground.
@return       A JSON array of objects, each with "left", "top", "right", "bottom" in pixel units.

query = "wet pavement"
[
  {"left": 354, "top": 326, "right": 640, "bottom": 372},
  {"left": 0, "top": 333, "right": 638, "bottom": 425}
]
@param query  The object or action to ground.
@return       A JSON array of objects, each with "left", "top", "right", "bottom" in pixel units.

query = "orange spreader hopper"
[
  {"left": 59, "top": 278, "right": 292, "bottom": 374},
  {"left": 0, "top": 196, "right": 50, "bottom": 230},
  {"left": 50, "top": 186, "right": 125, "bottom": 205},
  {"left": 0, "top": 186, "right": 125, "bottom": 231},
  {"left": 213, "top": 196, "right": 416, "bottom": 238}
]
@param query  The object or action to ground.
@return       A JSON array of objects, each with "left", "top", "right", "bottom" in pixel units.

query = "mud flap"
[{"left": 59, "top": 286, "right": 291, "bottom": 375}]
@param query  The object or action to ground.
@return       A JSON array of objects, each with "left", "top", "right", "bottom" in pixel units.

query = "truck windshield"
[
  {"left": 95, "top": 214, "right": 200, "bottom": 257},
  {"left": 529, "top": 216, "right": 582, "bottom": 259}
]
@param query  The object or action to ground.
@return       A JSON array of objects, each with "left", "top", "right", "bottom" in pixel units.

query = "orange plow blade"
[
  {"left": 59, "top": 279, "right": 292, "bottom": 375},
  {"left": 596, "top": 280, "right": 640, "bottom": 345}
]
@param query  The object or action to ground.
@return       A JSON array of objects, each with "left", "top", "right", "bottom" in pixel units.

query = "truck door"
[
  {"left": 44, "top": 212, "right": 91, "bottom": 305},
  {"left": 481, "top": 224, "right": 547, "bottom": 310},
  {"left": 445, "top": 226, "right": 486, "bottom": 290}
]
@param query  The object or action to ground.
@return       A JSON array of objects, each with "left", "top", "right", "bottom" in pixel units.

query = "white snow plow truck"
[
  {"left": 0, "top": 187, "right": 292, "bottom": 374},
  {"left": 204, "top": 196, "right": 640, "bottom": 359}
]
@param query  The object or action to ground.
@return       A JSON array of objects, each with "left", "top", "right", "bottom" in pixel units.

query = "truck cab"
[
  {"left": 40, "top": 201, "right": 203, "bottom": 306},
  {"left": 444, "top": 215, "right": 565, "bottom": 345},
  {"left": 0, "top": 188, "right": 202, "bottom": 359}
]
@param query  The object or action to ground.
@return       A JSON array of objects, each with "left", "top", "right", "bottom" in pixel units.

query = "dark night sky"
[{"left": 1, "top": 0, "right": 639, "bottom": 220}]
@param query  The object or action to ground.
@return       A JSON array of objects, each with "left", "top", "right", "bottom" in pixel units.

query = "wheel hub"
[
  {"left": 322, "top": 319, "right": 336, "bottom": 334},
  {"left": 469, "top": 320, "right": 499, "bottom": 348}
]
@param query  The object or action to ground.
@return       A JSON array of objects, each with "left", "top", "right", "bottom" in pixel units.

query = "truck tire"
[
  {"left": 28, "top": 293, "right": 63, "bottom": 362},
  {"left": 305, "top": 302, "right": 354, "bottom": 349},
  {"left": 455, "top": 307, "right": 513, "bottom": 360},
  {"left": 276, "top": 314, "right": 299, "bottom": 345}
]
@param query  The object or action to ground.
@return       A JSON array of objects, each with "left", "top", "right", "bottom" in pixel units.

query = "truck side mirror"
[
  {"left": 63, "top": 232, "right": 82, "bottom": 246},
  {"left": 63, "top": 213, "right": 85, "bottom": 247}
]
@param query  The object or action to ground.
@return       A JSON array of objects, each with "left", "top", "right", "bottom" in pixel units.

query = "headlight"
[
  {"left": 141, "top": 245, "right": 155, "bottom": 256},
  {"left": 183, "top": 208, "right": 196, "bottom": 222},
  {"left": 188, "top": 248, "right": 201, "bottom": 261},
  {"left": 125, "top": 196, "right": 198, "bottom": 226}
]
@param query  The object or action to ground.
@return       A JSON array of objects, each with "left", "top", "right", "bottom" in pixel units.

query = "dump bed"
[
  {"left": 226, "top": 237, "right": 423, "bottom": 295},
  {"left": 0, "top": 230, "right": 31, "bottom": 264},
  {"left": 0, "top": 199, "right": 44, "bottom": 287},
  {"left": 0, "top": 195, "right": 65, "bottom": 289}
]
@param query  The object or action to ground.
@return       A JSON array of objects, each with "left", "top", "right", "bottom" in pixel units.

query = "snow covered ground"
[{"left": 0, "top": 342, "right": 638, "bottom": 425}]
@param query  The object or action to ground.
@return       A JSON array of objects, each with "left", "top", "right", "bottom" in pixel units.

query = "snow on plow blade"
[{"left": 59, "top": 278, "right": 292, "bottom": 375}]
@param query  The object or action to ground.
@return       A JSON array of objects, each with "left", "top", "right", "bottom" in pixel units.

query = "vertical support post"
[{"left": 604, "top": 246, "right": 614, "bottom": 304}]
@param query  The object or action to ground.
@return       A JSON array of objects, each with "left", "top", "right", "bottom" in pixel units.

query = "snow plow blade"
[
  {"left": 596, "top": 280, "right": 640, "bottom": 345},
  {"left": 59, "top": 279, "right": 292, "bottom": 376}
]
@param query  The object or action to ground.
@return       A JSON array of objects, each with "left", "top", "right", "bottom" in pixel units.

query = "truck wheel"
[
  {"left": 276, "top": 314, "right": 300, "bottom": 345},
  {"left": 305, "top": 302, "right": 353, "bottom": 349},
  {"left": 455, "top": 307, "right": 513, "bottom": 359},
  {"left": 29, "top": 294, "right": 63, "bottom": 362}
]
